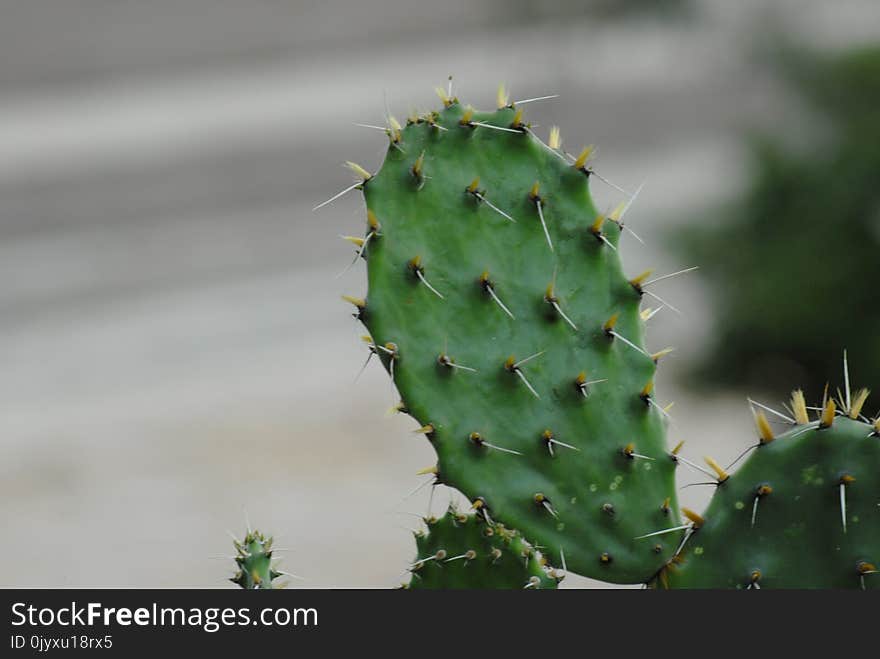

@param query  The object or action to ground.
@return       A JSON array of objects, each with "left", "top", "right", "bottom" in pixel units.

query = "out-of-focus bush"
[
  {"left": 681, "top": 45, "right": 880, "bottom": 397},
  {"left": 494, "top": 0, "right": 693, "bottom": 23}
]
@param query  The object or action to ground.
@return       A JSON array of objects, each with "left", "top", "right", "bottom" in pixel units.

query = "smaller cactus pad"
[
  {"left": 661, "top": 392, "right": 879, "bottom": 589},
  {"left": 231, "top": 529, "right": 286, "bottom": 590},
  {"left": 406, "top": 507, "right": 559, "bottom": 589}
]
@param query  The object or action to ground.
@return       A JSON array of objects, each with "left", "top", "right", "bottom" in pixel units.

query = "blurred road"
[{"left": 2, "top": 1, "right": 879, "bottom": 587}]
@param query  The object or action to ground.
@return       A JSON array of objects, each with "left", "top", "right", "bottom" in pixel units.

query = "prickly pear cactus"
[
  {"left": 342, "top": 90, "right": 680, "bottom": 583},
  {"left": 406, "top": 506, "right": 559, "bottom": 589},
  {"left": 661, "top": 393, "right": 880, "bottom": 589},
  {"left": 231, "top": 530, "right": 286, "bottom": 590}
]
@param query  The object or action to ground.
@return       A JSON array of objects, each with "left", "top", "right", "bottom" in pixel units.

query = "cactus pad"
[
  {"left": 406, "top": 507, "right": 558, "bottom": 589},
  {"left": 661, "top": 395, "right": 880, "bottom": 589},
  {"left": 346, "top": 95, "right": 680, "bottom": 582}
]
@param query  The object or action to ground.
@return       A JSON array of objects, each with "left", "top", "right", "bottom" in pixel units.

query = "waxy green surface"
[
  {"left": 357, "top": 101, "right": 680, "bottom": 583},
  {"left": 408, "top": 508, "right": 557, "bottom": 589},
  {"left": 665, "top": 417, "right": 879, "bottom": 589}
]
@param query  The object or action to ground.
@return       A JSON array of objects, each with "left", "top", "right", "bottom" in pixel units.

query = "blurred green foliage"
[
  {"left": 496, "top": 0, "right": 693, "bottom": 23},
  {"left": 681, "top": 45, "right": 880, "bottom": 397}
]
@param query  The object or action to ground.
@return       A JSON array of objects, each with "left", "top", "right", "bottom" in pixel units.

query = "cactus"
[
  {"left": 327, "top": 85, "right": 879, "bottom": 590},
  {"left": 337, "top": 88, "right": 682, "bottom": 584},
  {"left": 658, "top": 389, "right": 879, "bottom": 589},
  {"left": 406, "top": 506, "right": 559, "bottom": 589},
  {"left": 230, "top": 529, "right": 287, "bottom": 590}
]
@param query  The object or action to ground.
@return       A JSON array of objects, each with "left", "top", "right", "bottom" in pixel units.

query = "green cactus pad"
[
  {"left": 662, "top": 406, "right": 879, "bottom": 589},
  {"left": 406, "top": 507, "right": 558, "bottom": 589},
  {"left": 231, "top": 530, "right": 286, "bottom": 590},
  {"left": 348, "top": 97, "right": 680, "bottom": 583}
]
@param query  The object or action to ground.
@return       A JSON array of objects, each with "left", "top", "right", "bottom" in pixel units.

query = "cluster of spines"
[{"left": 230, "top": 530, "right": 287, "bottom": 590}]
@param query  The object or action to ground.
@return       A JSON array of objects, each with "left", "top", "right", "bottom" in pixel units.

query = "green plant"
[
  {"left": 323, "top": 84, "right": 879, "bottom": 590},
  {"left": 230, "top": 529, "right": 287, "bottom": 590},
  {"left": 406, "top": 507, "right": 559, "bottom": 589},
  {"left": 661, "top": 395, "right": 879, "bottom": 589},
  {"left": 337, "top": 86, "right": 681, "bottom": 584}
]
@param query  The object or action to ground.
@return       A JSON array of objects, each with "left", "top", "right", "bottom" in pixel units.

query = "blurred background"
[{"left": 2, "top": 0, "right": 879, "bottom": 588}]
